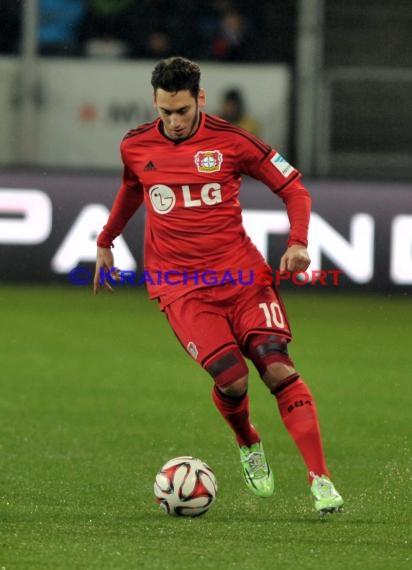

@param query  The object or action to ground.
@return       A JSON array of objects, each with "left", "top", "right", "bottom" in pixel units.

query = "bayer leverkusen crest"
[{"left": 194, "top": 150, "right": 223, "bottom": 173}]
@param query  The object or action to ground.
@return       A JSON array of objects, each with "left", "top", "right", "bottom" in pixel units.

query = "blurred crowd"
[{"left": 0, "top": 0, "right": 296, "bottom": 62}]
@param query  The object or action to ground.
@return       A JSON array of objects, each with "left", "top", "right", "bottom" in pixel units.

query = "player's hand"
[
  {"left": 93, "top": 247, "right": 120, "bottom": 295},
  {"left": 279, "top": 245, "right": 311, "bottom": 272}
]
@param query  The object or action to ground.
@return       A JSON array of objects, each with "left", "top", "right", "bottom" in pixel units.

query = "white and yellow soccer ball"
[{"left": 154, "top": 456, "right": 218, "bottom": 517}]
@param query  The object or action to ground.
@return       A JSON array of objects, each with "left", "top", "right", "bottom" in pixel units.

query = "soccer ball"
[{"left": 154, "top": 456, "right": 218, "bottom": 517}]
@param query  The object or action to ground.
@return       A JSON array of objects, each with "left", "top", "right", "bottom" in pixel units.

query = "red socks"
[
  {"left": 212, "top": 376, "right": 330, "bottom": 482},
  {"left": 212, "top": 385, "right": 260, "bottom": 447},
  {"left": 273, "top": 374, "right": 330, "bottom": 481}
]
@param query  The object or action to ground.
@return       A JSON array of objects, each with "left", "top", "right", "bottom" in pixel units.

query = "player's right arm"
[
  {"left": 94, "top": 246, "right": 118, "bottom": 294},
  {"left": 93, "top": 164, "right": 144, "bottom": 295}
]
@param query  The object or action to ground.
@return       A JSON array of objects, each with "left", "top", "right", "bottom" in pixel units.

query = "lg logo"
[
  {"left": 149, "top": 183, "right": 222, "bottom": 214},
  {"left": 149, "top": 185, "right": 176, "bottom": 214}
]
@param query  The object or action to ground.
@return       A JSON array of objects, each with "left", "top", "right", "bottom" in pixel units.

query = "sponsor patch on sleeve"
[{"left": 270, "top": 152, "right": 295, "bottom": 177}]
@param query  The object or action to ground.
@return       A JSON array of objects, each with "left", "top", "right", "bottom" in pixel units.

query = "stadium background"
[{"left": 1, "top": 1, "right": 411, "bottom": 569}]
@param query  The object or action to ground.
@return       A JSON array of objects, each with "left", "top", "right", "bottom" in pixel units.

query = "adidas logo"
[{"left": 144, "top": 160, "right": 156, "bottom": 171}]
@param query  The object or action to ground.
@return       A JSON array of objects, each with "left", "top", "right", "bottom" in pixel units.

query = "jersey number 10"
[{"left": 258, "top": 302, "right": 285, "bottom": 329}]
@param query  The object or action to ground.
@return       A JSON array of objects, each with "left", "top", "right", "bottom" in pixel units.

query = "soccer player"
[{"left": 94, "top": 56, "right": 343, "bottom": 515}]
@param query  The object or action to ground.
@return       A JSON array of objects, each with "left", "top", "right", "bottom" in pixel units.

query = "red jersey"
[{"left": 98, "top": 112, "right": 311, "bottom": 308}]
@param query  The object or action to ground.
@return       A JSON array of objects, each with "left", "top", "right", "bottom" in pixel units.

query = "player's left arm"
[
  {"left": 238, "top": 139, "right": 311, "bottom": 272},
  {"left": 279, "top": 244, "right": 310, "bottom": 272},
  {"left": 277, "top": 179, "right": 311, "bottom": 272}
]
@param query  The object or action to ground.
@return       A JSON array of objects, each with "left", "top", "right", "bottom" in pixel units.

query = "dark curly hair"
[{"left": 151, "top": 57, "right": 201, "bottom": 98}]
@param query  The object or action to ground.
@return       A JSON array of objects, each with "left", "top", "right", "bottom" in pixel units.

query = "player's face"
[{"left": 154, "top": 88, "right": 206, "bottom": 140}]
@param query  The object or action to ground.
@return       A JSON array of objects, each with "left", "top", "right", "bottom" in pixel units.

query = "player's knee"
[
  {"left": 218, "top": 375, "right": 248, "bottom": 397},
  {"left": 246, "top": 333, "right": 295, "bottom": 389},
  {"left": 263, "top": 362, "right": 297, "bottom": 392},
  {"left": 204, "top": 345, "right": 249, "bottom": 394}
]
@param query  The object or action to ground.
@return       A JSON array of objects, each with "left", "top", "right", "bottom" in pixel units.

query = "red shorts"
[{"left": 164, "top": 281, "right": 292, "bottom": 368}]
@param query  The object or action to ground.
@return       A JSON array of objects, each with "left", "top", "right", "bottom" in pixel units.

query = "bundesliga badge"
[
  {"left": 187, "top": 341, "right": 198, "bottom": 360},
  {"left": 194, "top": 150, "right": 223, "bottom": 173}
]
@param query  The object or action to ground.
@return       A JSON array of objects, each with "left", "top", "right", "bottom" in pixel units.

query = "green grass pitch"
[{"left": 0, "top": 285, "right": 411, "bottom": 569}]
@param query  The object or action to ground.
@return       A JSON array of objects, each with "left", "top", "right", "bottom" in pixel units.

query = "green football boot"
[
  {"left": 239, "top": 441, "right": 274, "bottom": 498},
  {"left": 311, "top": 475, "right": 344, "bottom": 515}
]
